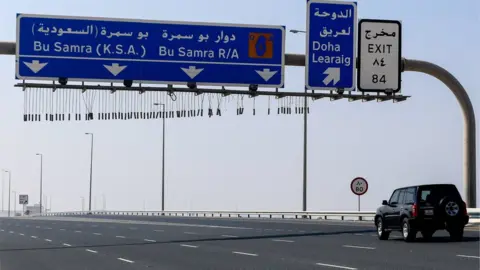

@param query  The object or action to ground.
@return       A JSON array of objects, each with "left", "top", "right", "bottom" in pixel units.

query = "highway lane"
[{"left": 0, "top": 216, "right": 478, "bottom": 270}]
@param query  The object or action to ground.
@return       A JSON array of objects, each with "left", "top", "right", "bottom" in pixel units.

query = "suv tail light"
[
  {"left": 463, "top": 201, "right": 468, "bottom": 215},
  {"left": 412, "top": 203, "right": 418, "bottom": 217}
]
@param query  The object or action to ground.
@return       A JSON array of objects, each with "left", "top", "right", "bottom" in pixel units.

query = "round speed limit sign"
[{"left": 351, "top": 177, "right": 368, "bottom": 196}]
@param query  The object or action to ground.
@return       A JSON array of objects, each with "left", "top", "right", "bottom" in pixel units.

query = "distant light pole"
[
  {"left": 154, "top": 103, "right": 166, "bottom": 212},
  {"left": 2, "top": 170, "right": 11, "bottom": 217},
  {"left": 36, "top": 153, "right": 43, "bottom": 214},
  {"left": 290, "top": 28, "right": 308, "bottom": 212},
  {"left": 1, "top": 172, "right": 4, "bottom": 212},
  {"left": 12, "top": 190, "right": 16, "bottom": 215},
  {"left": 80, "top": 196, "right": 85, "bottom": 211},
  {"left": 85, "top": 133, "right": 94, "bottom": 212}
]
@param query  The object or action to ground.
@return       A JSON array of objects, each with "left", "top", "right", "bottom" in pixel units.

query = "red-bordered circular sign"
[{"left": 351, "top": 177, "right": 368, "bottom": 196}]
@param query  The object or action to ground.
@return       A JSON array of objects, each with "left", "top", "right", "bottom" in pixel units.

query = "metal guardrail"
[{"left": 37, "top": 209, "right": 480, "bottom": 223}]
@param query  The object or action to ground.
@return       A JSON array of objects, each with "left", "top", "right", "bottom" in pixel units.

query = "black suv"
[{"left": 375, "top": 184, "right": 469, "bottom": 242}]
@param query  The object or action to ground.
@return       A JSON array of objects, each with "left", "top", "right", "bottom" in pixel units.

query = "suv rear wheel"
[
  {"left": 401, "top": 217, "right": 416, "bottom": 242},
  {"left": 376, "top": 217, "right": 390, "bottom": 240}
]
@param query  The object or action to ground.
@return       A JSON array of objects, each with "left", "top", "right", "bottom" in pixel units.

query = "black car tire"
[
  {"left": 421, "top": 230, "right": 435, "bottom": 240},
  {"left": 401, "top": 217, "right": 416, "bottom": 242},
  {"left": 376, "top": 217, "right": 390, "bottom": 240}
]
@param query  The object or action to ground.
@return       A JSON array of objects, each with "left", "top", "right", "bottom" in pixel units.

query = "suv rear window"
[{"left": 418, "top": 185, "right": 461, "bottom": 205}]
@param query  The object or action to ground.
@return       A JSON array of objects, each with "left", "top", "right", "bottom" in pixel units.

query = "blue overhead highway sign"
[
  {"left": 16, "top": 14, "right": 285, "bottom": 88},
  {"left": 306, "top": 0, "right": 357, "bottom": 91}
]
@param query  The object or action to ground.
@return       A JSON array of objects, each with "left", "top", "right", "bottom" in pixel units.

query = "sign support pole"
[{"left": 0, "top": 41, "right": 476, "bottom": 207}]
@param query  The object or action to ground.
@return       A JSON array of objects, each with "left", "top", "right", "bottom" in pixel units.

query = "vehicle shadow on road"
[
  {"left": 389, "top": 236, "right": 480, "bottom": 243},
  {"left": 0, "top": 228, "right": 379, "bottom": 252}
]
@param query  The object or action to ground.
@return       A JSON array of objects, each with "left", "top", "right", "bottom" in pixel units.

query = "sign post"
[
  {"left": 350, "top": 177, "right": 368, "bottom": 214},
  {"left": 358, "top": 19, "right": 402, "bottom": 93},
  {"left": 306, "top": 0, "right": 357, "bottom": 91},
  {"left": 19, "top": 194, "right": 28, "bottom": 216},
  {"left": 16, "top": 14, "right": 285, "bottom": 88}
]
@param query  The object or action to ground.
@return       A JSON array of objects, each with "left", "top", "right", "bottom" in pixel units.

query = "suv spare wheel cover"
[{"left": 445, "top": 201, "right": 460, "bottom": 216}]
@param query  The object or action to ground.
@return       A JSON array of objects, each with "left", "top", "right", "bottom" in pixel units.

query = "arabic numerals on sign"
[
  {"left": 355, "top": 186, "right": 364, "bottom": 193},
  {"left": 372, "top": 74, "right": 386, "bottom": 84}
]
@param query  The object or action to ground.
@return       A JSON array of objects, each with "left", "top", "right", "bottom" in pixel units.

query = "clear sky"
[{"left": 0, "top": 0, "right": 478, "bottom": 213}]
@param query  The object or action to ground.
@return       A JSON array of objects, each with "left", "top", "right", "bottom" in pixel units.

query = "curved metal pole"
[
  {"left": 0, "top": 42, "right": 476, "bottom": 206},
  {"left": 403, "top": 59, "right": 476, "bottom": 207}
]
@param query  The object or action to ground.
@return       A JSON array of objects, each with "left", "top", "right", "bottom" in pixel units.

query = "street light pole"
[
  {"left": 290, "top": 29, "right": 308, "bottom": 212},
  {"left": 85, "top": 133, "right": 94, "bottom": 212},
  {"left": 3, "top": 170, "right": 11, "bottom": 217},
  {"left": 12, "top": 190, "right": 16, "bottom": 215},
  {"left": 1, "top": 172, "right": 4, "bottom": 212},
  {"left": 154, "top": 103, "right": 166, "bottom": 212},
  {"left": 36, "top": 153, "right": 43, "bottom": 214}
]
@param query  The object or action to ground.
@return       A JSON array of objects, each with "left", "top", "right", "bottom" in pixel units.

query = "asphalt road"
[{"left": 0, "top": 216, "right": 478, "bottom": 270}]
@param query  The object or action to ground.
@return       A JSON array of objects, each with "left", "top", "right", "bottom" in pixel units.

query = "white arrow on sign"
[
  {"left": 255, "top": 68, "right": 278, "bottom": 82},
  {"left": 181, "top": 66, "right": 204, "bottom": 79},
  {"left": 322, "top": 67, "right": 340, "bottom": 86},
  {"left": 104, "top": 63, "right": 127, "bottom": 76},
  {"left": 23, "top": 60, "right": 48, "bottom": 73}
]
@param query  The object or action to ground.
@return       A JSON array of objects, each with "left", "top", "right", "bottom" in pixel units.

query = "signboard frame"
[
  {"left": 16, "top": 13, "right": 286, "bottom": 88},
  {"left": 357, "top": 19, "right": 402, "bottom": 93},
  {"left": 350, "top": 177, "right": 368, "bottom": 196},
  {"left": 305, "top": 0, "right": 357, "bottom": 91},
  {"left": 19, "top": 194, "right": 29, "bottom": 205}
]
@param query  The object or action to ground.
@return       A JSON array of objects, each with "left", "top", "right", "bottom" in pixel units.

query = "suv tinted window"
[
  {"left": 389, "top": 189, "right": 401, "bottom": 204},
  {"left": 404, "top": 187, "right": 416, "bottom": 205},
  {"left": 397, "top": 189, "right": 406, "bottom": 204},
  {"left": 418, "top": 185, "right": 461, "bottom": 205}
]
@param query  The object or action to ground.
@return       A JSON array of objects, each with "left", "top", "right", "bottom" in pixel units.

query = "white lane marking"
[
  {"left": 343, "top": 245, "right": 376, "bottom": 250},
  {"left": 45, "top": 227, "right": 52, "bottom": 230},
  {"left": 272, "top": 239, "right": 294, "bottom": 243},
  {"left": 232, "top": 251, "right": 258, "bottom": 257},
  {"left": 316, "top": 262, "right": 357, "bottom": 270},
  {"left": 0, "top": 229, "right": 4, "bottom": 232},
  {"left": 74, "top": 230, "right": 82, "bottom": 233},
  {"left": 31, "top": 236, "right": 37, "bottom": 239},
  {"left": 457, "top": 254, "right": 480, "bottom": 259},
  {"left": 9, "top": 231, "right": 14, "bottom": 234},
  {"left": 354, "top": 233, "right": 363, "bottom": 236},
  {"left": 63, "top": 243, "right": 72, "bottom": 247},
  {"left": 184, "top": 232, "right": 198, "bottom": 235},
  {"left": 118, "top": 258, "right": 134, "bottom": 263},
  {"left": 60, "top": 229, "right": 66, "bottom": 231},
  {"left": 180, "top": 244, "right": 198, "bottom": 248},
  {"left": 144, "top": 239, "right": 156, "bottom": 242},
  {"left": 221, "top": 235, "right": 238, "bottom": 238},
  {"left": 154, "top": 229, "right": 164, "bottom": 232},
  {"left": 86, "top": 249, "right": 98, "bottom": 253},
  {"left": 93, "top": 233, "right": 102, "bottom": 235},
  {"left": 19, "top": 233, "right": 24, "bottom": 236},
  {"left": 129, "top": 227, "right": 137, "bottom": 230},
  {"left": 45, "top": 239, "right": 52, "bottom": 242},
  {"left": 299, "top": 230, "right": 306, "bottom": 233},
  {"left": 36, "top": 226, "right": 40, "bottom": 228},
  {"left": 265, "top": 229, "right": 272, "bottom": 231},
  {"left": 116, "top": 235, "right": 126, "bottom": 238}
]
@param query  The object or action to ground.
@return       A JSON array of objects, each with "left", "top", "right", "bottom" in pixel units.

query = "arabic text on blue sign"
[
  {"left": 306, "top": 0, "right": 357, "bottom": 90},
  {"left": 16, "top": 14, "right": 285, "bottom": 87}
]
